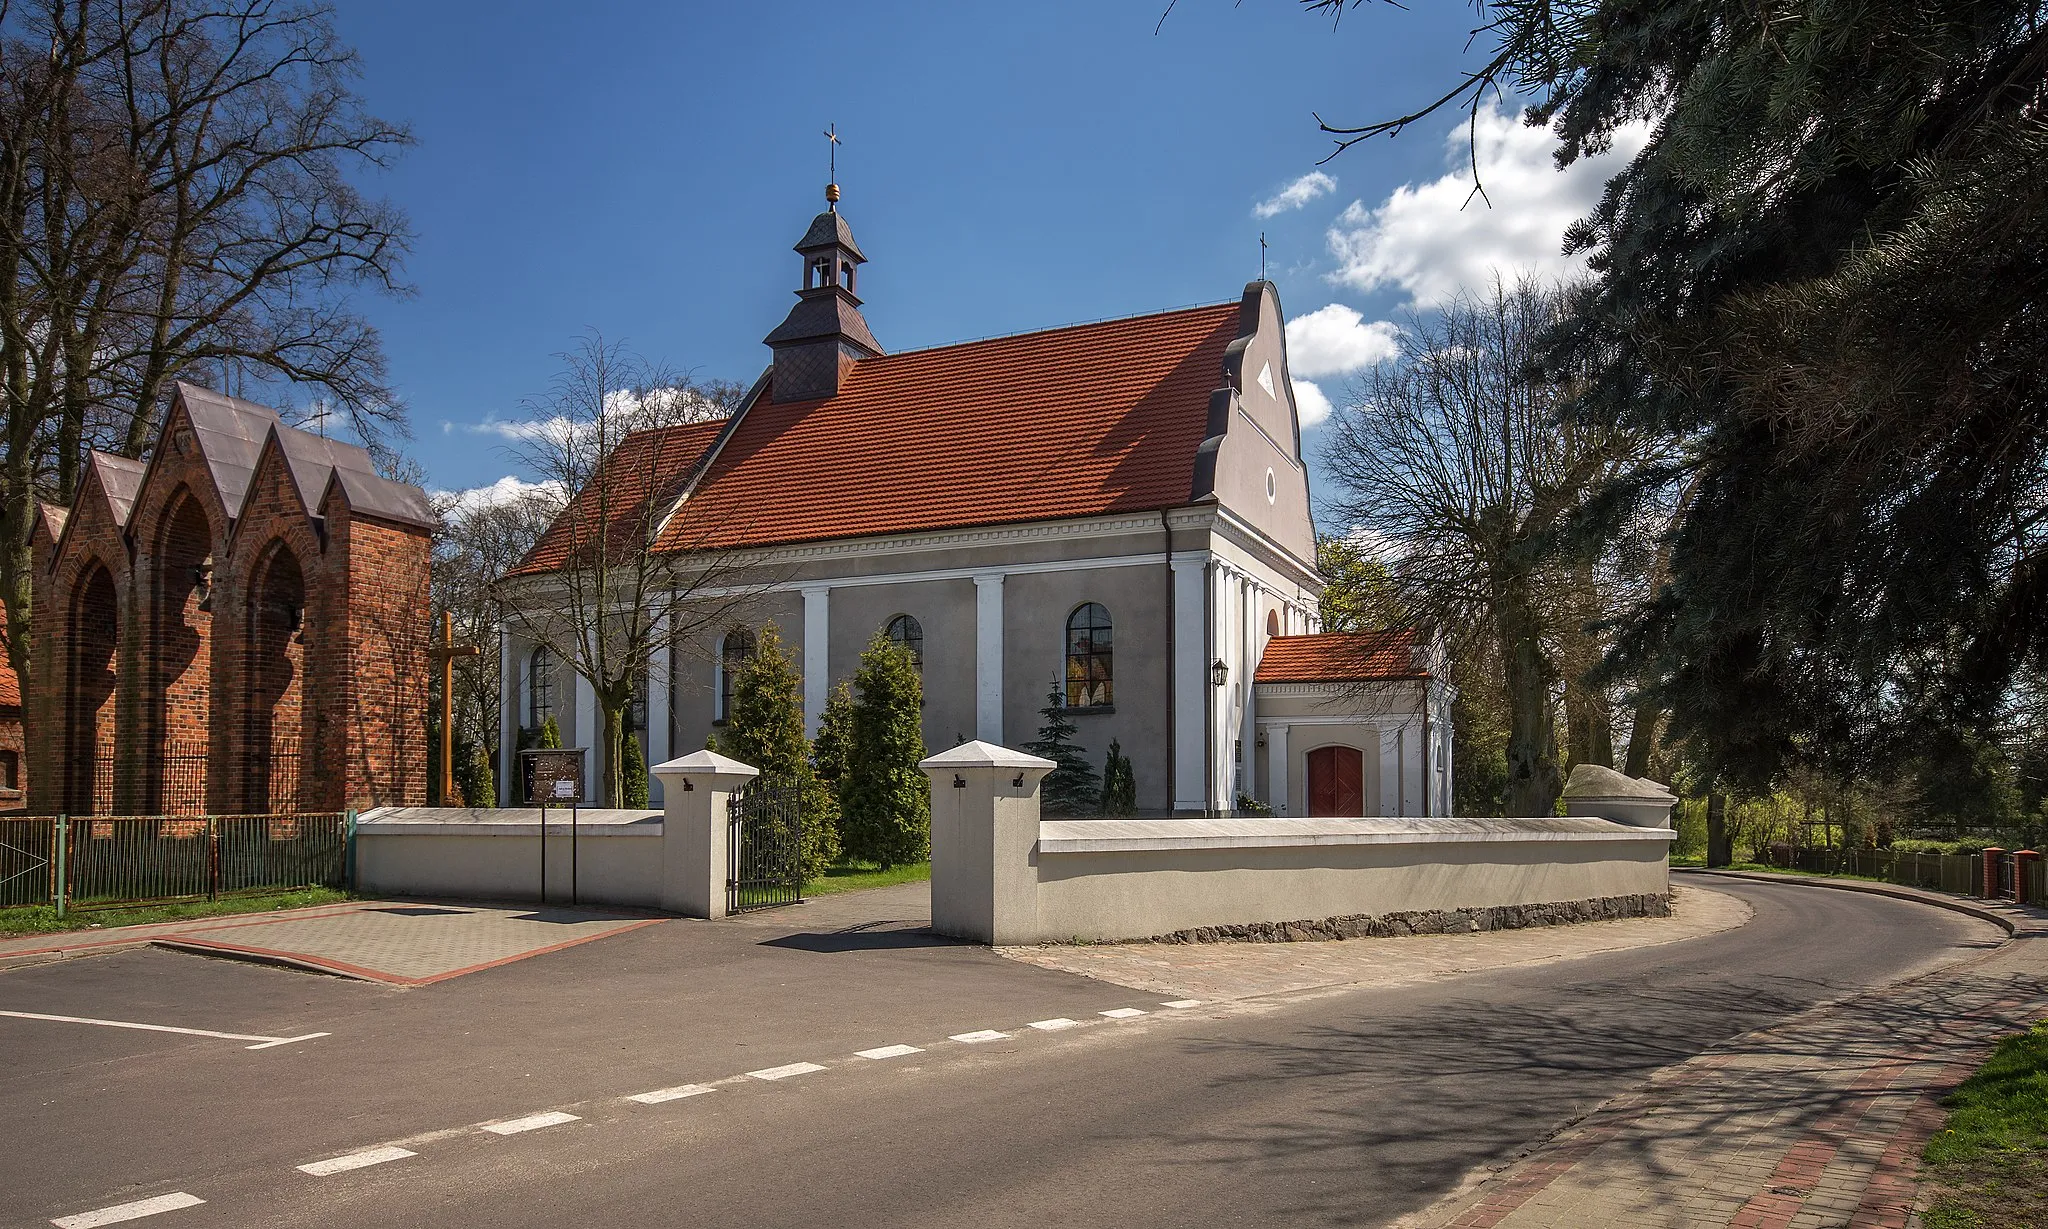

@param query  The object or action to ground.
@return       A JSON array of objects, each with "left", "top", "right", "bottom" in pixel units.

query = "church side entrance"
[{"left": 1306, "top": 746, "right": 1364, "bottom": 817}]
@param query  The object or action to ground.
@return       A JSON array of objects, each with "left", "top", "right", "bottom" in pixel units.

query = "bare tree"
[
  {"left": 1322, "top": 277, "right": 1654, "bottom": 815},
  {"left": 433, "top": 483, "right": 557, "bottom": 801},
  {"left": 490, "top": 332, "right": 767, "bottom": 807},
  {"left": 0, "top": 0, "right": 412, "bottom": 696}
]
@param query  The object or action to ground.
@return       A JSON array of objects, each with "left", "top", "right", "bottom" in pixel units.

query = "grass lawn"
[
  {"left": 1921, "top": 1021, "right": 2048, "bottom": 1228},
  {"left": 0, "top": 886, "right": 353, "bottom": 938},
  {"left": 806, "top": 860, "right": 931, "bottom": 896}
]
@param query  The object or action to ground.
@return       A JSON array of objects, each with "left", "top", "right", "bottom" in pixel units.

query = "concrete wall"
[
  {"left": 354, "top": 809, "right": 664, "bottom": 907},
  {"left": 1031, "top": 820, "right": 1670, "bottom": 942},
  {"left": 923, "top": 743, "right": 1674, "bottom": 945}
]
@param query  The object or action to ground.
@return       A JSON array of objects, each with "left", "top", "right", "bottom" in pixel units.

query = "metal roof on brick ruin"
[
  {"left": 88, "top": 452, "right": 147, "bottom": 527},
  {"left": 155, "top": 382, "right": 432, "bottom": 531}
]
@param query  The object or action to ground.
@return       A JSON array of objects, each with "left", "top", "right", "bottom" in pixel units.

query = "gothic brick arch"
[
  {"left": 140, "top": 487, "right": 221, "bottom": 812},
  {"left": 239, "top": 536, "right": 312, "bottom": 814},
  {"left": 61, "top": 560, "right": 121, "bottom": 815}
]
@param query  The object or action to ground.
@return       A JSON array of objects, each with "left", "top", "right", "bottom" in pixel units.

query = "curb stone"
[{"left": 1675, "top": 866, "right": 2034, "bottom": 935}]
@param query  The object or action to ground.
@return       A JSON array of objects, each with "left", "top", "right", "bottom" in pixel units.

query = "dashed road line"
[
  {"left": 481, "top": 1111, "right": 580, "bottom": 1136},
  {"left": 854, "top": 1044, "right": 922, "bottom": 1060},
  {"left": 1027, "top": 1018, "right": 1080, "bottom": 1031},
  {"left": 1099, "top": 1008, "right": 1147, "bottom": 1019},
  {"left": 627, "top": 1084, "right": 716, "bottom": 1104},
  {"left": 0, "top": 1009, "right": 328, "bottom": 1050},
  {"left": 296, "top": 1146, "right": 416, "bottom": 1176},
  {"left": 1161, "top": 1000, "right": 1201, "bottom": 1009},
  {"left": 950, "top": 1029, "right": 1010, "bottom": 1044},
  {"left": 51, "top": 1192, "right": 205, "bottom": 1228},
  {"left": 747, "top": 1061, "right": 828, "bottom": 1081}
]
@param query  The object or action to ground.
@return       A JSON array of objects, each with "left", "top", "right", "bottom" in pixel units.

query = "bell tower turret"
[{"left": 763, "top": 182, "right": 882, "bottom": 402}]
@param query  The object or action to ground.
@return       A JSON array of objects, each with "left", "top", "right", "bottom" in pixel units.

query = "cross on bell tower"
[{"left": 762, "top": 126, "right": 883, "bottom": 402}]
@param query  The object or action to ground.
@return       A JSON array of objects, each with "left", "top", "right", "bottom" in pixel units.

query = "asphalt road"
[{"left": 0, "top": 879, "right": 1999, "bottom": 1229}]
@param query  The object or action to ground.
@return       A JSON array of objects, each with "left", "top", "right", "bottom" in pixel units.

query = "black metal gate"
[{"left": 726, "top": 781, "right": 803, "bottom": 913}]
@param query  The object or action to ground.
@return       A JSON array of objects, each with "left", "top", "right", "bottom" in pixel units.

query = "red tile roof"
[
  {"left": 1254, "top": 631, "right": 1426, "bottom": 684},
  {"left": 513, "top": 420, "right": 727, "bottom": 576},
  {"left": 652, "top": 303, "right": 1241, "bottom": 553},
  {"left": 0, "top": 603, "right": 18, "bottom": 709}
]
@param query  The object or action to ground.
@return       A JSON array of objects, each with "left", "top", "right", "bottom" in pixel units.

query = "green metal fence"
[{"left": 0, "top": 812, "right": 353, "bottom": 915}]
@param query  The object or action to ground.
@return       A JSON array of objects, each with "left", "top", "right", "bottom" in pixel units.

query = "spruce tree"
[
  {"left": 840, "top": 635, "right": 928, "bottom": 868},
  {"left": 810, "top": 679, "right": 855, "bottom": 852},
  {"left": 1099, "top": 739, "right": 1137, "bottom": 815},
  {"left": 537, "top": 715, "right": 562, "bottom": 749},
  {"left": 723, "top": 626, "right": 840, "bottom": 880},
  {"left": 1023, "top": 682, "right": 1100, "bottom": 816}
]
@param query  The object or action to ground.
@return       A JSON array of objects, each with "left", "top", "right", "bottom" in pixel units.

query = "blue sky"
[{"left": 327, "top": 1, "right": 1640, "bottom": 516}]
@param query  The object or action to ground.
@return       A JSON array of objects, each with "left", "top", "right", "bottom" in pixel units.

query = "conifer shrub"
[
  {"left": 1100, "top": 739, "right": 1137, "bottom": 815},
  {"left": 619, "top": 730, "right": 649, "bottom": 808},
  {"left": 457, "top": 744, "right": 495, "bottom": 809},
  {"left": 724, "top": 626, "right": 839, "bottom": 879},
  {"left": 840, "top": 635, "right": 929, "bottom": 868},
  {"left": 1024, "top": 682, "right": 1100, "bottom": 815},
  {"left": 811, "top": 679, "right": 855, "bottom": 851}
]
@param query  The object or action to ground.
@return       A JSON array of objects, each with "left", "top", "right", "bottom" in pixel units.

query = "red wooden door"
[{"left": 1307, "top": 746, "right": 1365, "bottom": 817}]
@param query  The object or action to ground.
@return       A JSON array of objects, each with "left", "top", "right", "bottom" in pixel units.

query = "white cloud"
[
  {"left": 432, "top": 474, "right": 565, "bottom": 517},
  {"left": 1290, "top": 378, "right": 1336, "bottom": 429},
  {"left": 1326, "top": 102, "right": 1649, "bottom": 307},
  {"left": 1253, "top": 171, "right": 1337, "bottom": 219},
  {"left": 1284, "top": 304, "right": 1401, "bottom": 378}
]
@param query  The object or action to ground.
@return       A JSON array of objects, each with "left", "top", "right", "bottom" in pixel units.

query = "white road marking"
[
  {"left": 1161, "top": 1000, "right": 1201, "bottom": 1009},
  {"left": 0, "top": 1009, "right": 327, "bottom": 1049},
  {"left": 855, "top": 1044, "right": 922, "bottom": 1060},
  {"left": 627, "top": 1084, "right": 716, "bottom": 1104},
  {"left": 950, "top": 1029, "right": 1010, "bottom": 1044},
  {"left": 296, "top": 1146, "right": 416, "bottom": 1176},
  {"left": 243, "top": 1033, "right": 332, "bottom": 1050},
  {"left": 1027, "top": 1018, "right": 1080, "bottom": 1031},
  {"left": 51, "top": 1192, "right": 205, "bottom": 1228},
  {"left": 747, "top": 1061, "right": 827, "bottom": 1081},
  {"left": 481, "top": 1111, "right": 580, "bottom": 1135},
  {"left": 1100, "top": 1008, "right": 1147, "bottom": 1019}
]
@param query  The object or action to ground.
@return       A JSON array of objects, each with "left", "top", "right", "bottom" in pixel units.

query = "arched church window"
[
  {"left": 1066, "top": 603, "right": 1113, "bottom": 709},
  {"left": 886, "top": 614, "right": 923, "bottom": 668},
  {"left": 529, "top": 646, "right": 556, "bottom": 729},
  {"left": 1267, "top": 609, "right": 1281, "bottom": 637},
  {"left": 719, "top": 628, "right": 756, "bottom": 721}
]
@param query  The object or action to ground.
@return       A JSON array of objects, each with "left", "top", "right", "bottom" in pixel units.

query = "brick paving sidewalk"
[
  {"left": 1402, "top": 878, "right": 2048, "bottom": 1229},
  {"left": 0, "top": 898, "right": 662, "bottom": 984}
]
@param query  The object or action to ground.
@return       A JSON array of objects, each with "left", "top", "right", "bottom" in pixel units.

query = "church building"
[{"left": 503, "top": 191, "right": 1452, "bottom": 817}]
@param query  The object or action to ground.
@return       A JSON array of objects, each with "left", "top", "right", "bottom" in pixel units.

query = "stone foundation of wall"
[{"left": 1131, "top": 891, "right": 1673, "bottom": 946}]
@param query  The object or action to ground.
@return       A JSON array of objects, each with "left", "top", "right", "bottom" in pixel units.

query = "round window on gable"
[{"left": 1266, "top": 468, "right": 1278, "bottom": 504}]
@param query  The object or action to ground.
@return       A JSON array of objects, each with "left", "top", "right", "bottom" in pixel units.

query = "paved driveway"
[{"left": 0, "top": 899, "right": 663, "bottom": 984}]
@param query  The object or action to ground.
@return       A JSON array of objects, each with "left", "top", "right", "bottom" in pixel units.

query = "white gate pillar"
[{"left": 652, "top": 750, "right": 758, "bottom": 919}]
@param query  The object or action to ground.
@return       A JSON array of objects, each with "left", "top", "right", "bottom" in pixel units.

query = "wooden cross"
[{"left": 432, "top": 609, "right": 482, "bottom": 806}]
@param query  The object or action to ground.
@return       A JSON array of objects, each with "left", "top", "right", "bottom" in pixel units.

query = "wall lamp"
[{"left": 1209, "top": 657, "right": 1230, "bottom": 688}]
